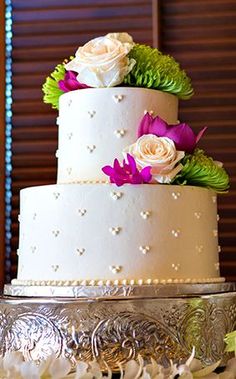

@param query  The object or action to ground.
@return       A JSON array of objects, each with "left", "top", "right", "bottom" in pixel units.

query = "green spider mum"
[
  {"left": 224, "top": 330, "right": 236, "bottom": 353},
  {"left": 124, "top": 44, "right": 194, "bottom": 99},
  {"left": 173, "top": 149, "right": 230, "bottom": 192},
  {"left": 42, "top": 63, "right": 65, "bottom": 110}
]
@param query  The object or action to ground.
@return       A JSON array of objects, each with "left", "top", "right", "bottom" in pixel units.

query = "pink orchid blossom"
[
  {"left": 138, "top": 113, "right": 207, "bottom": 153},
  {"left": 102, "top": 154, "right": 152, "bottom": 187},
  {"left": 58, "top": 71, "right": 90, "bottom": 92}
]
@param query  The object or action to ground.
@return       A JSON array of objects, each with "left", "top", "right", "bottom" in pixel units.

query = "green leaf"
[{"left": 42, "top": 63, "right": 66, "bottom": 110}]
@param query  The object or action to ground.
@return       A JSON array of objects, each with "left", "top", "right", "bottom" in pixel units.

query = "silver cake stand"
[{"left": 1, "top": 282, "right": 236, "bottom": 371}]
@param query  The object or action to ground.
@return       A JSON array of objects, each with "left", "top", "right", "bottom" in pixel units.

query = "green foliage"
[
  {"left": 124, "top": 44, "right": 194, "bottom": 99},
  {"left": 224, "top": 330, "right": 236, "bottom": 353},
  {"left": 173, "top": 149, "right": 230, "bottom": 192},
  {"left": 42, "top": 63, "right": 65, "bottom": 110}
]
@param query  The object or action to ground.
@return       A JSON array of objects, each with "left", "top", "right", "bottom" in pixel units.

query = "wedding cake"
[{"left": 12, "top": 33, "right": 229, "bottom": 286}]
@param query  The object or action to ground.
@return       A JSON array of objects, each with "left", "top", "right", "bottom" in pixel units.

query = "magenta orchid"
[
  {"left": 58, "top": 71, "right": 90, "bottom": 92},
  {"left": 102, "top": 154, "right": 152, "bottom": 186},
  {"left": 138, "top": 113, "right": 207, "bottom": 153}
]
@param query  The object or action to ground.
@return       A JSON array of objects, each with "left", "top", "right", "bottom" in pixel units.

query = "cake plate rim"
[{"left": 3, "top": 281, "right": 236, "bottom": 299}]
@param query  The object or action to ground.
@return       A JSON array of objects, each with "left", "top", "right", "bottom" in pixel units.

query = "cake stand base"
[{"left": 1, "top": 283, "right": 236, "bottom": 371}]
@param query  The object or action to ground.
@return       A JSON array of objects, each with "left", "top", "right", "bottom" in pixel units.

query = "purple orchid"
[
  {"left": 58, "top": 71, "right": 90, "bottom": 92},
  {"left": 138, "top": 113, "right": 207, "bottom": 153},
  {"left": 102, "top": 153, "right": 152, "bottom": 187}
]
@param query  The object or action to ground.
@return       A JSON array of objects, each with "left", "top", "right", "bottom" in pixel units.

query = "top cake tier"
[{"left": 56, "top": 87, "right": 178, "bottom": 183}]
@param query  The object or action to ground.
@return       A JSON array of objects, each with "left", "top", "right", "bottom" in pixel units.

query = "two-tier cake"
[{"left": 12, "top": 32, "right": 229, "bottom": 287}]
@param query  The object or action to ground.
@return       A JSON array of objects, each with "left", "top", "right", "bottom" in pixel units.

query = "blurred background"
[{"left": 0, "top": 0, "right": 235, "bottom": 286}]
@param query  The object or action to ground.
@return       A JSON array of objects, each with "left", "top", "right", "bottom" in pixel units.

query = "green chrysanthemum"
[
  {"left": 42, "top": 63, "right": 65, "bottom": 110},
  {"left": 224, "top": 330, "right": 236, "bottom": 353},
  {"left": 124, "top": 44, "right": 194, "bottom": 99},
  {"left": 173, "top": 149, "right": 230, "bottom": 192}
]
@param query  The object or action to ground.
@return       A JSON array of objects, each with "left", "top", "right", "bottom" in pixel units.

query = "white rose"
[
  {"left": 123, "top": 135, "right": 185, "bottom": 184},
  {"left": 65, "top": 32, "right": 136, "bottom": 87}
]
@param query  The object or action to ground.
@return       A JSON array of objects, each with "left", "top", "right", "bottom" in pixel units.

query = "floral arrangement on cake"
[
  {"left": 1, "top": 330, "right": 236, "bottom": 379},
  {"left": 102, "top": 113, "right": 229, "bottom": 192},
  {"left": 42, "top": 32, "right": 229, "bottom": 192},
  {"left": 42, "top": 32, "right": 193, "bottom": 109}
]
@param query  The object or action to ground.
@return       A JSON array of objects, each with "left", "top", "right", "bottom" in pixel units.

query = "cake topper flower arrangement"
[
  {"left": 102, "top": 113, "right": 229, "bottom": 192},
  {"left": 42, "top": 32, "right": 193, "bottom": 109}
]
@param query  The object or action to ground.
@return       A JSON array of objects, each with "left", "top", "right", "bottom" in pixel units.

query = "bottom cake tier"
[{"left": 14, "top": 183, "right": 223, "bottom": 285}]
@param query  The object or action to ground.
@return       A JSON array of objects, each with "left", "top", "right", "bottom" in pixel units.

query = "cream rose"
[
  {"left": 123, "top": 135, "right": 185, "bottom": 184},
  {"left": 65, "top": 32, "right": 136, "bottom": 88}
]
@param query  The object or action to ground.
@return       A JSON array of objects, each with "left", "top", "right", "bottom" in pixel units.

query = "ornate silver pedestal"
[{"left": 1, "top": 283, "right": 236, "bottom": 371}]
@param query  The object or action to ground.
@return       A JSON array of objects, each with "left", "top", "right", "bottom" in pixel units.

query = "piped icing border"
[{"left": 12, "top": 277, "right": 225, "bottom": 287}]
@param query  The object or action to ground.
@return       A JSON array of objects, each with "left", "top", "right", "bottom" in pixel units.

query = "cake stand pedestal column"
[{"left": 1, "top": 283, "right": 236, "bottom": 371}]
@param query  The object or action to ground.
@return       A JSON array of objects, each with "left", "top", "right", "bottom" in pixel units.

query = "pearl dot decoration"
[
  {"left": 32, "top": 213, "right": 37, "bottom": 220},
  {"left": 56, "top": 117, "right": 60, "bottom": 125},
  {"left": 213, "top": 229, "right": 218, "bottom": 237},
  {"left": 218, "top": 245, "right": 222, "bottom": 253},
  {"left": 67, "top": 99, "right": 72, "bottom": 107},
  {"left": 16, "top": 249, "right": 20, "bottom": 256},
  {"left": 78, "top": 209, "right": 87, "bottom": 216},
  {"left": 171, "top": 229, "right": 180, "bottom": 238},
  {"left": 55, "top": 149, "right": 59, "bottom": 158},
  {"left": 30, "top": 246, "right": 36, "bottom": 253},
  {"left": 67, "top": 132, "right": 73, "bottom": 140},
  {"left": 144, "top": 109, "right": 154, "bottom": 115},
  {"left": 51, "top": 265, "right": 59, "bottom": 272},
  {"left": 109, "top": 227, "right": 121, "bottom": 235},
  {"left": 215, "top": 262, "right": 220, "bottom": 271},
  {"left": 76, "top": 248, "right": 85, "bottom": 256},
  {"left": 196, "top": 245, "right": 204, "bottom": 253},
  {"left": 52, "top": 230, "right": 60, "bottom": 237},
  {"left": 194, "top": 212, "right": 201, "bottom": 219},
  {"left": 109, "top": 265, "right": 122, "bottom": 274},
  {"left": 172, "top": 192, "right": 181, "bottom": 200},
  {"left": 172, "top": 263, "right": 180, "bottom": 271},
  {"left": 114, "top": 129, "right": 126, "bottom": 138},
  {"left": 113, "top": 94, "right": 124, "bottom": 103},
  {"left": 110, "top": 191, "right": 123, "bottom": 200},
  {"left": 217, "top": 214, "right": 220, "bottom": 222},
  {"left": 53, "top": 192, "right": 60, "bottom": 200},
  {"left": 18, "top": 214, "right": 21, "bottom": 222},
  {"left": 87, "top": 145, "right": 96, "bottom": 153},
  {"left": 139, "top": 245, "right": 150, "bottom": 254},
  {"left": 140, "top": 211, "right": 151, "bottom": 220},
  {"left": 88, "top": 110, "right": 96, "bottom": 118},
  {"left": 212, "top": 195, "right": 217, "bottom": 203},
  {"left": 66, "top": 167, "right": 72, "bottom": 175}
]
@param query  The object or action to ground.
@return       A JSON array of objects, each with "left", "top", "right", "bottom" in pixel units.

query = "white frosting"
[
  {"left": 16, "top": 184, "right": 222, "bottom": 283},
  {"left": 57, "top": 88, "right": 178, "bottom": 183}
]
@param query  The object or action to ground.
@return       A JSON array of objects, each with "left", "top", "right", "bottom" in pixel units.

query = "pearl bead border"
[{"left": 12, "top": 277, "right": 225, "bottom": 287}]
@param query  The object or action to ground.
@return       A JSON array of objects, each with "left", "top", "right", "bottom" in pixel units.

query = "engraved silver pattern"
[{"left": 0, "top": 283, "right": 235, "bottom": 370}]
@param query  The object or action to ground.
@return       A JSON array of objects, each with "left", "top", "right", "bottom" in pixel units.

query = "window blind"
[{"left": 161, "top": 0, "right": 236, "bottom": 281}]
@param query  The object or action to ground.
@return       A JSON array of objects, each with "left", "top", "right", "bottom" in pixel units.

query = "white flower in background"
[
  {"left": 123, "top": 134, "right": 185, "bottom": 184},
  {"left": 65, "top": 32, "right": 136, "bottom": 87},
  {"left": 36, "top": 354, "right": 72, "bottom": 379},
  {"left": 74, "top": 360, "right": 112, "bottom": 379},
  {"left": 0, "top": 349, "right": 235, "bottom": 379},
  {"left": 0, "top": 351, "right": 25, "bottom": 378},
  {"left": 0, "top": 352, "right": 72, "bottom": 379}
]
